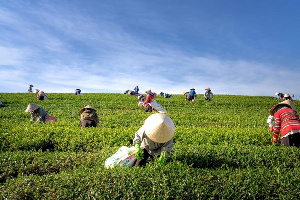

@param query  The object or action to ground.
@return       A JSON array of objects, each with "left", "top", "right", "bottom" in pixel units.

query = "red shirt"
[
  {"left": 274, "top": 108, "right": 300, "bottom": 138},
  {"left": 144, "top": 94, "right": 153, "bottom": 107}
]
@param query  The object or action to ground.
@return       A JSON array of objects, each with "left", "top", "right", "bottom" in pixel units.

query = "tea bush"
[{"left": 0, "top": 93, "right": 300, "bottom": 199}]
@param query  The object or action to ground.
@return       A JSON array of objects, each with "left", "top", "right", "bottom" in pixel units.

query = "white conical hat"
[
  {"left": 25, "top": 103, "right": 39, "bottom": 112},
  {"left": 144, "top": 113, "right": 175, "bottom": 143}
]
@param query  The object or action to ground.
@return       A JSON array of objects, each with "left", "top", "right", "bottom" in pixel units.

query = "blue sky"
[{"left": 1, "top": 0, "right": 299, "bottom": 98}]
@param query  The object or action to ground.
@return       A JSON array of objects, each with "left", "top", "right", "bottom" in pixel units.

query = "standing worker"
[
  {"left": 133, "top": 113, "right": 175, "bottom": 166},
  {"left": 80, "top": 105, "right": 99, "bottom": 129},
  {"left": 269, "top": 99, "right": 300, "bottom": 147},
  {"left": 134, "top": 86, "right": 139, "bottom": 95},
  {"left": 28, "top": 84, "right": 34, "bottom": 93}
]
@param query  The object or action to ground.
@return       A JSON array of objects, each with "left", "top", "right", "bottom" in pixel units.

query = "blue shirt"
[
  {"left": 190, "top": 89, "right": 196, "bottom": 96},
  {"left": 134, "top": 87, "right": 139, "bottom": 93}
]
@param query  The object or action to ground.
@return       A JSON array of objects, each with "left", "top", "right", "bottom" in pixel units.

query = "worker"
[
  {"left": 25, "top": 103, "right": 56, "bottom": 123},
  {"left": 133, "top": 113, "right": 175, "bottom": 166},
  {"left": 269, "top": 99, "right": 300, "bottom": 147},
  {"left": 80, "top": 105, "right": 99, "bottom": 129}
]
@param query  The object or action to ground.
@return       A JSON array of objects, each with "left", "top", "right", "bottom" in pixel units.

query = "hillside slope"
[{"left": 1, "top": 93, "right": 300, "bottom": 199}]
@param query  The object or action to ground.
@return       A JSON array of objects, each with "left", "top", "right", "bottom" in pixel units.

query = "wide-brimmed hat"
[
  {"left": 145, "top": 89, "right": 152, "bottom": 94},
  {"left": 284, "top": 94, "right": 290, "bottom": 98},
  {"left": 80, "top": 105, "right": 96, "bottom": 114},
  {"left": 269, "top": 99, "right": 296, "bottom": 115},
  {"left": 25, "top": 103, "right": 39, "bottom": 112},
  {"left": 144, "top": 113, "right": 175, "bottom": 143},
  {"left": 190, "top": 88, "right": 195, "bottom": 90},
  {"left": 275, "top": 92, "right": 279, "bottom": 95},
  {"left": 205, "top": 87, "right": 210, "bottom": 90}
]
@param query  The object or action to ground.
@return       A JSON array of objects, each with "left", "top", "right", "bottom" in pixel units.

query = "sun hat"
[
  {"left": 205, "top": 87, "right": 210, "bottom": 90},
  {"left": 275, "top": 92, "right": 279, "bottom": 95},
  {"left": 269, "top": 99, "right": 296, "bottom": 115},
  {"left": 145, "top": 89, "right": 152, "bottom": 94},
  {"left": 25, "top": 103, "right": 39, "bottom": 112},
  {"left": 284, "top": 94, "right": 290, "bottom": 98},
  {"left": 143, "top": 113, "right": 175, "bottom": 143},
  {"left": 80, "top": 105, "right": 96, "bottom": 114},
  {"left": 190, "top": 88, "right": 195, "bottom": 90}
]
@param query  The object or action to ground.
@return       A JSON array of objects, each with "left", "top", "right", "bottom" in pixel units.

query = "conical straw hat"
[
  {"left": 269, "top": 99, "right": 296, "bottom": 115},
  {"left": 144, "top": 113, "right": 175, "bottom": 143},
  {"left": 80, "top": 105, "right": 96, "bottom": 114},
  {"left": 25, "top": 103, "right": 39, "bottom": 112}
]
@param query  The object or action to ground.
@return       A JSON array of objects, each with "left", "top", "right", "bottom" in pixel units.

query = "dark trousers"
[
  {"left": 81, "top": 120, "right": 96, "bottom": 129},
  {"left": 281, "top": 133, "right": 300, "bottom": 147},
  {"left": 38, "top": 96, "right": 44, "bottom": 100},
  {"left": 145, "top": 106, "right": 152, "bottom": 112},
  {"left": 134, "top": 149, "right": 154, "bottom": 166}
]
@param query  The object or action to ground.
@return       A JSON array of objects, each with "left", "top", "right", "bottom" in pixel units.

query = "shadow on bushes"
[{"left": 174, "top": 154, "right": 239, "bottom": 169}]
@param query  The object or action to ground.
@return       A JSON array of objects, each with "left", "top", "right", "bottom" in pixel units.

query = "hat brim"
[
  {"left": 269, "top": 99, "right": 296, "bottom": 115},
  {"left": 80, "top": 105, "right": 96, "bottom": 114},
  {"left": 25, "top": 104, "right": 39, "bottom": 112},
  {"left": 144, "top": 113, "right": 175, "bottom": 143}
]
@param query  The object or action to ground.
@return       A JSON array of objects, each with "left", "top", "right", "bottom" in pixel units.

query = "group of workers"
[
  {"left": 28, "top": 85, "right": 48, "bottom": 100},
  {"left": 24, "top": 100, "right": 173, "bottom": 166},
  {"left": 21, "top": 84, "right": 300, "bottom": 167},
  {"left": 184, "top": 87, "right": 213, "bottom": 102},
  {"left": 275, "top": 92, "right": 294, "bottom": 102}
]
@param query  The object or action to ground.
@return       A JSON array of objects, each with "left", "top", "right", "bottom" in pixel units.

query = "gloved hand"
[
  {"left": 273, "top": 134, "right": 279, "bottom": 143},
  {"left": 134, "top": 142, "right": 144, "bottom": 161},
  {"left": 158, "top": 150, "right": 166, "bottom": 164}
]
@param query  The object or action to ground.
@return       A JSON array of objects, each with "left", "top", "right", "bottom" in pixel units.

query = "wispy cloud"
[{"left": 0, "top": 1, "right": 299, "bottom": 99}]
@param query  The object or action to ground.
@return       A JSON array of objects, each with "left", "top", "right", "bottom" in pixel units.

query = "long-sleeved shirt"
[
  {"left": 273, "top": 108, "right": 300, "bottom": 139},
  {"left": 267, "top": 115, "right": 275, "bottom": 128},
  {"left": 31, "top": 107, "right": 48, "bottom": 123},
  {"left": 190, "top": 90, "right": 196, "bottom": 97},
  {"left": 204, "top": 91, "right": 213, "bottom": 99},
  {"left": 133, "top": 125, "right": 173, "bottom": 157},
  {"left": 80, "top": 110, "right": 99, "bottom": 124},
  {"left": 134, "top": 87, "right": 139, "bottom": 94},
  {"left": 144, "top": 94, "right": 153, "bottom": 107}
]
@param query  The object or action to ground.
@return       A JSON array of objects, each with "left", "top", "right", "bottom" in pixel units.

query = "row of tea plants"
[{"left": 1, "top": 93, "right": 300, "bottom": 199}]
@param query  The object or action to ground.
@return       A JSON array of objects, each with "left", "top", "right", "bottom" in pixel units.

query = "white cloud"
[{"left": 1, "top": 1, "right": 299, "bottom": 100}]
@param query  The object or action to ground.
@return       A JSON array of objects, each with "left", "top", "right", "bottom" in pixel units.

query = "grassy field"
[{"left": 1, "top": 93, "right": 300, "bottom": 199}]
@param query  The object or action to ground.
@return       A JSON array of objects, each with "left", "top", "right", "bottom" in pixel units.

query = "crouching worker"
[
  {"left": 80, "top": 105, "right": 99, "bottom": 129},
  {"left": 25, "top": 103, "right": 57, "bottom": 123},
  {"left": 143, "top": 90, "right": 154, "bottom": 112},
  {"left": 37, "top": 90, "right": 48, "bottom": 100},
  {"left": 269, "top": 99, "right": 300, "bottom": 147},
  {"left": 133, "top": 113, "right": 175, "bottom": 166},
  {"left": 75, "top": 89, "right": 82, "bottom": 95}
]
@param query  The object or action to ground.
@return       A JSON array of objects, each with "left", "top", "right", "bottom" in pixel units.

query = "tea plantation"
[{"left": 1, "top": 93, "right": 300, "bottom": 199}]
